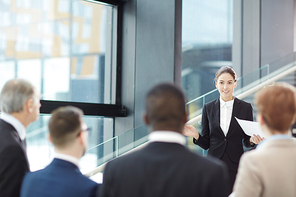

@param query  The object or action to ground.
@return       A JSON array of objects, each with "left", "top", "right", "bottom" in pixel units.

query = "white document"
[
  {"left": 235, "top": 117, "right": 266, "bottom": 138},
  {"left": 228, "top": 192, "right": 235, "bottom": 197}
]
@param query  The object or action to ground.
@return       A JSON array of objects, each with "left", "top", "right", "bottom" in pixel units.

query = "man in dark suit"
[
  {"left": 100, "top": 83, "right": 230, "bottom": 197},
  {"left": 0, "top": 79, "right": 41, "bottom": 197},
  {"left": 20, "top": 106, "right": 99, "bottom": 197}
]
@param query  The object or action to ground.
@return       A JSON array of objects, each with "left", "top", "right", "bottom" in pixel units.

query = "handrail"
[
  {"left": 186, "top": 62, "right": 296, "bottom": 125},
  {"left": 84, "top": 141, "right": 148, "bottom": 177},
  {"left": 86, "top": 63, "right": 296, "bottom": 177}
]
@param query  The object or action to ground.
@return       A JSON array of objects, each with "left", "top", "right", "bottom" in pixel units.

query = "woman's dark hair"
[{"left": 214, "top": 66, "right": 237, "bottom": 82}]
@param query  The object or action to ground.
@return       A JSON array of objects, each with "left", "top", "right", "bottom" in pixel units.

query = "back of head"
[
  {"left": 0, "top": 79, "right": 35, "bottom": 114},
  {"left": 48, "top": 106, "right": 84, "bottom": 149},
  {"left": 145, "top": 83, "right": 186, "bottom": 132},
  {"left": 255, "top": 82, "right": 296, "bottom": 133}
]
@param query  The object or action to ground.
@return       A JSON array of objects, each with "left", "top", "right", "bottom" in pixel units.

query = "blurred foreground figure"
[
  {"left": 233, "top": 82, "right": 296, "bottom": 197},
  {"left": 0, "top": 79, "right": 41, "bottom": 197},
  {"left": 21, "top": 106, "right": 98, "bottom": 197},
  {"left": 100, "top": 83, "right": 230, "bottom": 197}
]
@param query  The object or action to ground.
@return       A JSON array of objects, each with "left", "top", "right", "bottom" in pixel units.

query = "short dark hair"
[
  {"left": 255, "top": 82, "right": 296, "bottom": 132},
  {"left": 214, "top": 66, "right": 237, "bottom": 82},
  {"left": 145, "top": 83, "right": 186, "bottom": 131},
  {"left": 48, "top": 106, "right": 84, "bottom": 148}
]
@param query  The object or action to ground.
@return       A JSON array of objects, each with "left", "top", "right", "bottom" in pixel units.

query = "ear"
[
  {"left": 234, "top": 81, "right": 237, "bottom": 88},
  {"left": 25, "top": 98, "right": 34, "bottom": 113},
  {"left": 48, "top": 134, "right": 53, "bottom": 143},
  {"left": 290, "top": 114, "right": 296, "bottom": 126},
  {"left": 78, "top": 131, "right": 86, "bottom": 146},
  {"left": 256, "top": 113, "right": 265, "bottom": 126},
  {"left": 143, "top": 113, "right": 150, "bottom": 125}
]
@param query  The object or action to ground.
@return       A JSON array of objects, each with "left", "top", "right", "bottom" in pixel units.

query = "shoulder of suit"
[
  {"left": 0, "top": 119, "right": 12, "bottom": 126},
  {"left": 205, "top": 98, "right": 218, "bottom": 106}
]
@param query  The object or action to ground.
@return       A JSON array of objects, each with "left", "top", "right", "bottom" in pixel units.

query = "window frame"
[{"left": 38, "top": 0, "right": 127, "bottom": 117}]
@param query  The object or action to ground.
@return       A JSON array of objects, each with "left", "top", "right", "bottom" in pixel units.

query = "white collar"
[
  {"left": 148, "top": 131, "right": 186, "bottom": 146},
  {"left": 54, "top": 153, "right": 80, "bottom": 168},
  {"left": 0, "top": 112, "right": 26, "bottom": 140},
  {"left": 220, "top": 97, "right": 234, "bottom": 108}
]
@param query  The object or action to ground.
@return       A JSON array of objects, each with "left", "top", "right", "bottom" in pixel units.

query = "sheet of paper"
[
  {"left": 228, "top": 192, "right": 235, "bottom": 197},
  {"left": 235, "top": 117, "right": 266, "bottom": 138}
]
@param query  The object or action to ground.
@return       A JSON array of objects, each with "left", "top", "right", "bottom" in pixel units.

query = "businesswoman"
[{"left": 183, "top": 66, "right": 262, "bottom": 190}]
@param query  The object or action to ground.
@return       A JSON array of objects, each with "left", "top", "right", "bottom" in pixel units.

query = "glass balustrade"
[{"left": 23, "top": 51, "right": 296, "bottom": 176}]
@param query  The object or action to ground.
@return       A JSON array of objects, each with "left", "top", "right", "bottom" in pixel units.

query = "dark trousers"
[{"left": 221, "top": 151, "right": 238, "bottom": 192}]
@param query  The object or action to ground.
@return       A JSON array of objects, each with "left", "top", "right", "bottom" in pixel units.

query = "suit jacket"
[
  {"left": 100, "top": 142, "right": 230, "bottom": 197},
  {"left": 0, "top": 119, "right": 29, "bottom": 197},
  {"left": 233, "top": 138, "right": 296, "bottom": 197},
  {"left": 194, "top": 97, "right": 254, "bottom": 163},
  {"left": 21, "top": 158, "right": 98, "bottom": 197}
]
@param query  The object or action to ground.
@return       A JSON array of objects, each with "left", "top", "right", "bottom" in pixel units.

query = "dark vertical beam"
[
  {"left": 174, "top": 0, "right": 182, "bottom": 87},
  {"left": 116, "top": 2, "right": 124, "bottom": 105}
]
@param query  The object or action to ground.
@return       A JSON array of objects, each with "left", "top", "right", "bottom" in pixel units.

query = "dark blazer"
[
  {"left": 21, "top": 158, "right": 98, "bottom": 197},
  {"left": 0, "top": 119, "right": 29, "bottom": 197},
  {"left": 100, "top": 142, "right": 230, "bottom": 197},
  {"left": 194, "top": 97, "right": 254, "bottom": 163}
]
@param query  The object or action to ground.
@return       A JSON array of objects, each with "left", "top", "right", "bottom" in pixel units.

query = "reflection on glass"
[{"left": 0, "top": 0, "right": 114, "bottom": 104}]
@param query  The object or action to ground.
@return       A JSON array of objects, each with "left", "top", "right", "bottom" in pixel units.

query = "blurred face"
[
  {"left": 216, "top": 73, "right": 237, "bottom": 102},
  {"left": 80, "top": 122, "right": 89, "bottom": 157}
]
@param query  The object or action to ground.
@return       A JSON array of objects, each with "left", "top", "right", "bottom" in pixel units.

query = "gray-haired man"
[{"left": 0, "top": 79, "right": 41, "bottom": 197}]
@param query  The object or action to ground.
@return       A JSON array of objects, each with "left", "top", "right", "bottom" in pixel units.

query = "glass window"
[
  {"left": 0, "top": 0, "right": 116, "bottom": 104},
  {"left": 0, "top": 61, "right": 15, "bottom": 89},
  {"left": 26, "top": 114, "right": 113, "bottom": 172},
  {"left": 0, "top": 0, "right": 119, "bottom": 173},
  {"left": 182, "top": 0, "right": 233, "bottom": 101},
  {"left": 182, "top": 0, "right": 233, "bottom": 154}
]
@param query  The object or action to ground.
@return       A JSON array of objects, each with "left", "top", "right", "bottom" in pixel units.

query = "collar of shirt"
[
  {"left": 54, "top": 153, "right": 80, "bottom": 168},
  {"left": 148, "top": 131, "right": 186, "bottom": 146},
  {"left": 220, "top": 97, "right": 234, "bottom": 108},
  {"left": 257, "top": 134, "right": 292, "bottom": 149},
  {"left": 0, "top": 112, "right": 26, "bottom": 140}
]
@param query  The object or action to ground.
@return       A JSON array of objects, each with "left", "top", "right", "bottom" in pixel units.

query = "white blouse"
[{"left": 220, "top": 97, "right": 234, "bottom": 136}]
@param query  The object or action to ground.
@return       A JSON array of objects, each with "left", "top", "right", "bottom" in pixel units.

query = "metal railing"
[{"left": 86, "top": 60, "right": 296, "bottom": 178}]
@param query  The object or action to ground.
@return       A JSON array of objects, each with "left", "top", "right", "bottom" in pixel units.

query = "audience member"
[
  {"left": 100, "top": 83, "right": 230, "bottom": 197},
  {"left": 21, "top": 106, "right": 98, "bottom": 197},
  {"left": 233, "top": 82, "right": 296, "bottom": 197},
  {"left": 0, "top": 79, "right": 41, "bottom": 197}
]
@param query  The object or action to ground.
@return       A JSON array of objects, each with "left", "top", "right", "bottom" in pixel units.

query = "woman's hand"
[
  {"left": 250, "top": 134, "right": 264, "bottom": 144},
  {"left": 183, "top": 125, "right": 200, "bottom": 140}
]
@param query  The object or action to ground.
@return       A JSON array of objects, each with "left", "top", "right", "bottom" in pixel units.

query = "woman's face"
[{"left": 216, "top": 73, "right": 237, "bottom": 102}]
